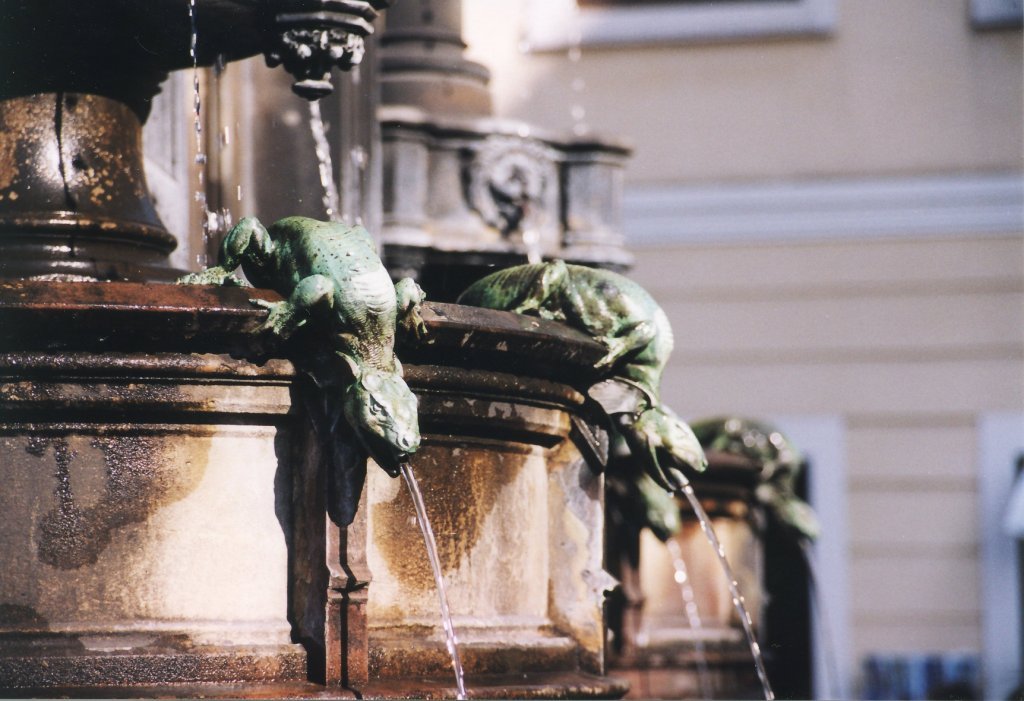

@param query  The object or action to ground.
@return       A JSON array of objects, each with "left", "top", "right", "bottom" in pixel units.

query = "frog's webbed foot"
[
  {"left": 252, "top": 298, "right": 305, "bottom": 340},
  {"left": 395, "top": 277, "right": 427, "bottom": 340},
  {"left": 177, "top": 266, "right": 249, "bottom": 287}
]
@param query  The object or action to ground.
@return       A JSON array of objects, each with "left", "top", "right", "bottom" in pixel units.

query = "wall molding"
[
  {"left": 623, "top": 172, "right": 1024, "bottom": 247},
  {"left": 525, "top": 0, "right": 837, "bottom": 50}
]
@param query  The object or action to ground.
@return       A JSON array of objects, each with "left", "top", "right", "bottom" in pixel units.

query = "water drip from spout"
[
  {"left": 567, "top": 1, "right": 589, "bottom": 137},
  {"left": 188, "top": 0, "right": 225, "bottom": 267},
  {"left": 664, "top": 538, "right": 714, "bottom": 700},
  {"left": 308, "top": 100, "right": 342, "bottom": 222},
  {"left": 399, "top": 462, "right": 468, "bottom": 700},
  {"left": 675, "top": 479, "right": 775, "bottom": 701}
]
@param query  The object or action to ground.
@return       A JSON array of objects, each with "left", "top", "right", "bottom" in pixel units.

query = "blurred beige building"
[{"left": 462, "top": 1, "right": 1023, "bottom": 697}]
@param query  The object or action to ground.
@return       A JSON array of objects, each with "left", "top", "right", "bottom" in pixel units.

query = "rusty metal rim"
[
  {"left": 405, "top": 364, "right": 584, "bottom": 408},
  {"left": 0, "top": 214, "right": 178, "bottom": 252},
  {"left": 0, "top": 351, "right": 296, "bottom": 381}
]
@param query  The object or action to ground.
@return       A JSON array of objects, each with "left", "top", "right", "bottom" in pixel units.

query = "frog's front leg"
[
  {"left": 177, "top": 216, "right": 273, "bottom": 287},
  {"left": 177, "top": 266, "right": 250, "bottom": 287},
  {"left": 252, "top": 273, "right": 335, "bottom": 340},
  {"left": 395, "top": 277, "right": 427, "bottom": 340}
]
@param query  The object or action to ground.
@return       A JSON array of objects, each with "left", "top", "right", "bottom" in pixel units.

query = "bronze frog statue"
[
  {"left": 692, "top": 417, "right": 820, "bottom": 541},
  {"left": 458, "top": 260, "right": 707, "bottom": 495},
  {"left": 180, "top": 216, "right": 426, "bottom": 522}
]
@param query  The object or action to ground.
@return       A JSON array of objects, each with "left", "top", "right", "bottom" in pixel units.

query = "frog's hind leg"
[
  {"left": 595, "top": 319, "right": 657, "bottom": 370},
  {"left": 253, "top": 273, "right": 336, "bottom": 340},
  {"left": 511, "top": 260, "right": 570, "bottom": 319}
]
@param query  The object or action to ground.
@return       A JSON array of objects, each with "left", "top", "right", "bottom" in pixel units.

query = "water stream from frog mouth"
[
  {"left": 675, "top": 479, "right": 775, "bottom": 701},
  {"left": 664, "top": 538, "right": 714, "bottom": 699},
  {"left": 400, "top": 462, "right": 468, "bottom": 700}
]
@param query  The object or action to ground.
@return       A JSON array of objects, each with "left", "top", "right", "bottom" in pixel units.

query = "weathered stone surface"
[{"left": 0, "top": 280, "right": 625, "bottom": 697}]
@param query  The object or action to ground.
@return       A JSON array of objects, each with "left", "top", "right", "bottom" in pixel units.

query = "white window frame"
[
  {"left": 525, "top": 0, "right": 838, "bottom": 51},
  {"left": 771, "top": 414, "right": 853, "bottom": 700},
  {"left": 979, "top": 412, "right": 1024, "bottom": 699}
]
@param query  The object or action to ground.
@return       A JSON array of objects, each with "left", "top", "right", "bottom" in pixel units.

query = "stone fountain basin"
[{"left": 0, "top": 280, "right": 626, "bottom": 699}]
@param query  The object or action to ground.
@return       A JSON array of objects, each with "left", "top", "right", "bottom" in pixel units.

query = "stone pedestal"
[
  {"left": 607, "top": 452, "right": 766, "bottom": 700},
  {"left": 0, "top": 282, "right": 628, "bottom": 699},
  {"left": 0, "top": 282, "right": 306, "bottom": 690},
  {"left": 379, "top": 0, "right": 633, "bottom": 301}
]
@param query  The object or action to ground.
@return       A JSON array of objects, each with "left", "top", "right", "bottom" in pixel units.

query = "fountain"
[
  {"left": 0, "top": 1, "right": 630, "bottom": 697},
  {"left": 606, "top": 418, "right": 818, "bottom": 700}
]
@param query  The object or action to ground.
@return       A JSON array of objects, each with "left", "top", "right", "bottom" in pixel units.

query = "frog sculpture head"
[{"left": 338, "top": 355, "right": 421, "bottom": 477}]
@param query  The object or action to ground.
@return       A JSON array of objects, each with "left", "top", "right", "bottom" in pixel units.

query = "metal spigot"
[{"left": 265, "top": 0, "right": 392, "bottom": 100}]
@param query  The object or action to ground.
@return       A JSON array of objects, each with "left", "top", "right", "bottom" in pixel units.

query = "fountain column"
[
  {"left": 0, "top": 1, "right": 391, "bottom": 694},
  {"left": 378, "top": 0, "right": 632, "bottom": 301}
]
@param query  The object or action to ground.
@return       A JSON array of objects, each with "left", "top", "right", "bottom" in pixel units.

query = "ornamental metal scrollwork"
[{"left": 266, "top": 0, "right": 391, "bottom": 100}]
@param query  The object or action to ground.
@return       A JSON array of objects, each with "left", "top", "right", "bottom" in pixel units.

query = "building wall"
[{"left": 464, "top": 1, "right": 1024, "bottom": 696}]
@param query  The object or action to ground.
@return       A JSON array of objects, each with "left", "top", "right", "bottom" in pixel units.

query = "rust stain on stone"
[
  {"left": 372, "top": 440, "right": 525, "bottom": 592},
  {"left": 0, "top": 603, "right": 48, "bottom": 630},
  {"left": 27, "top": 434, "right": 207, "bottom": 570}
]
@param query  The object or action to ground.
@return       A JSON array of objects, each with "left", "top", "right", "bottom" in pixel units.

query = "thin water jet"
[
  {"left": 308, "top": 100, "right": 342, "bottom": 222},
  {"left": 399, "top": 462, "right": 468, "bottom": 700},
  {"left": 664, "top": 538, "right": 714, "bottom": 700},
  {"left": 676, "top": 479, "right": 775, "bottom": 701}
]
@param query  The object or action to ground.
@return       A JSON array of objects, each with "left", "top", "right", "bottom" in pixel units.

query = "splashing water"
[
  {"left": 799, "top": 539, "right": 842, "bottom": 700},
  {"left": 308, "top": 100, "right": 342, "bottom": 222},
  {"left": 400, "top": 463, "right": 467, "bottom": 700},
  {"left": 189, "top": 0, "right": 202, "bottom": 173},
  {"left": 346, "top": 145, "right": 367, "bottom": 227},
  {"left": 188, "top": 0, "right": 212, "bottom": 264},
  {"left": 522, "top": 228, "right": 542, "bottom": 265},
  {"left": 676, "top": 479, "right": 775, "bottom": 701},
  {"left": 664, "top": 538, "right": 714, "bottom": 700}
]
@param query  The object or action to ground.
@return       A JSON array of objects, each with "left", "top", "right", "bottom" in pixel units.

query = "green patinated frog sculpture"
[
  {"left": 458, "top": 260, "right": 707, "bottom": 497},
  {"left": 691, "top": 417, "right": 820, "bottom": 541},
  {"left": 179, "top": 216, "right": 425, "bottom": 521}
]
